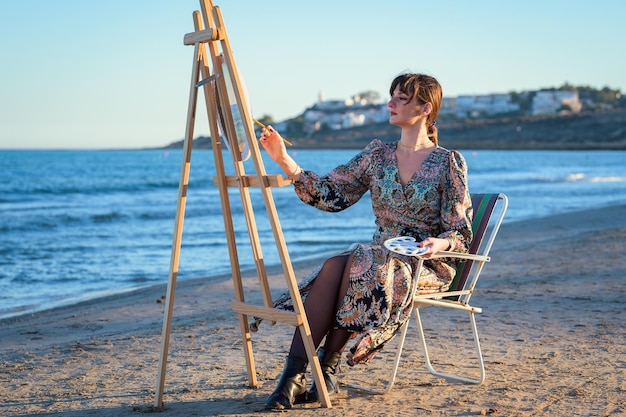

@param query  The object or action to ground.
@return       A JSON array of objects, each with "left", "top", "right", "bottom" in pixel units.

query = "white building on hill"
[
  {"left": 456, "top": 94, "right": 520, "bottom": 118},
  {"left": 531, "top": 90, "right": 582, "bottom": 115},
  {"left": 298, "top": 88, "right": 584, "bottom": 134},
  {"left": 303, "top": 91, "right": 387, "bottom": 133}
]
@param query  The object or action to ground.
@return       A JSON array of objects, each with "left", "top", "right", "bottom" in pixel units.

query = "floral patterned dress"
[{"left": 254, "top": 139, "right": 473, "bottom": 365}]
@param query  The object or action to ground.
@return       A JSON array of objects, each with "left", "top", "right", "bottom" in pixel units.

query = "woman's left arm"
[
  {"left": 437, "top": 150, "right": 473, "bottom": 253},
  {"left": 418, "top": 151, "right": 472, "bottom": 258}
]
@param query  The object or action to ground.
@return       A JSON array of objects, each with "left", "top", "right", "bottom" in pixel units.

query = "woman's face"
[{"left": 388, "top": 85, "right": 424, "bottom": 127}]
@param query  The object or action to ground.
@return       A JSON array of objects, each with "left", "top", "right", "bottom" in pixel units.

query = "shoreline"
[
  {"left": 2, "top": 199, "right": 625, "bottom": 323},
  {"left": 1, "top": 203, "right": 625, "bottom": 416},
  {"left": 0, "top": 249, "right": 340, "bottom": 323}
]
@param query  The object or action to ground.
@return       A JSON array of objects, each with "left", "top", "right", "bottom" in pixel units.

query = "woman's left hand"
[{"left": 418, "top": 237, "right": 451, "bottom": 259}]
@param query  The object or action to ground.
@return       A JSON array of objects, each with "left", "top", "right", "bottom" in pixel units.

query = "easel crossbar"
[
  {"left": 183, "top": 28, "right": 221, "bottom": 45},
  {"left": 213, "top": 174, "right": 294, "bottom": 188},
  {"left": 231, "top": 301, "right": 303, "bottom": 327}
]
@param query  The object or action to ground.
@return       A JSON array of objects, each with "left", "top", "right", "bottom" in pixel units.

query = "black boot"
[
  {"left": 306, "top": 348, "right": 341, "bottom": 403},
  {"left": 264, "top": 356, "right": 308, "bottom": 410}
]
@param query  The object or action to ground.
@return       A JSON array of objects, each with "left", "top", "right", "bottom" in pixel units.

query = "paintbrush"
[{"left": 253, "top": 118, "right": 293, "bottom": 147}]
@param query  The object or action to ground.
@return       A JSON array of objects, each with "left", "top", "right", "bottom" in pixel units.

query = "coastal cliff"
[{"left": 163, "top": 109, "right": 626, "bottom": 150}]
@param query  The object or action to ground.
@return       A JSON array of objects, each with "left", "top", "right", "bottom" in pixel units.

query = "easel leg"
[
  {"left": 153, "top": 37, "right": 203, "bottom": 410},
  {"left": 195, "top": 3, "right": 259, "bottom": 388}
]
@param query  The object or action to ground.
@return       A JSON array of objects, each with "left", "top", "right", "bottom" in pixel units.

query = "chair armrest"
[{"left": 429, "top": 251, "right": 490, "bottom": 262}]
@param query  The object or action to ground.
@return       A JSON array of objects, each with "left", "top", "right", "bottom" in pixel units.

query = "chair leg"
[
  {"left": 415, "top": 307, "right": 485, "bottom": 384},
  {"left": 343, "top": 317, "right": 411, "bottom": 395}
]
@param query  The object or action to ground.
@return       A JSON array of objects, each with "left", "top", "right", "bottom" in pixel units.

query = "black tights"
[{"left": 289, "top": 253, "right": 353, "bottom": 359}]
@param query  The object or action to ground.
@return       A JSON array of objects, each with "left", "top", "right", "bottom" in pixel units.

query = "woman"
[{"left": 258, "top": 73, "right": 473, "bottom": 410}]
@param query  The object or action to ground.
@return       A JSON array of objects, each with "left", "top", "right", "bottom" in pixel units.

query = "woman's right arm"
[
  {"left": 293, "top": 140, "right": 380, "bottom": 212},
  {"left": 258, "top": 125, "right": 302, "bottom": 180}
]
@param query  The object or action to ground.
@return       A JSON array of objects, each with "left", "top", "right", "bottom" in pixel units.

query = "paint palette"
[{"left": 384, "top": 236, "right": 428, "bottom": 257}]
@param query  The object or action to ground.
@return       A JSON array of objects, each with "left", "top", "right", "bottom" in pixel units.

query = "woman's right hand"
[
  {"left": 259, "top": 125, "right": 301, "bottom": 179},
  {"left": 258, "top": 125, "right": 287, "bottom": 162}
]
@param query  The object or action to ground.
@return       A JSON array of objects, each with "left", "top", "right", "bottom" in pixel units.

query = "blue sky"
[{"left": 1, "top": 0, "right": 624, "bottom": 149}]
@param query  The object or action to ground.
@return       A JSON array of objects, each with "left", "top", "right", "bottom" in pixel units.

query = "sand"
[{"left": 1, "top": 204, "right": 625, "bottom": 417}]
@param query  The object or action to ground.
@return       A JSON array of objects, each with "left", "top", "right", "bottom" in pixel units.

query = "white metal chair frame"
[{"left": 348, "top": 193, "right": 508, "bottom": 394}]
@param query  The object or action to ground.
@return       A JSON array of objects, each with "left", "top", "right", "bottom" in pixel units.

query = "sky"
[{"left": 0, "top": 0, "right": 624, "bottom": 150}]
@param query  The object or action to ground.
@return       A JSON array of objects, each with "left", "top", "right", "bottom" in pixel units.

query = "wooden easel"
[{"left": 154, "top": 0, "right": 331, "bottom": 409}]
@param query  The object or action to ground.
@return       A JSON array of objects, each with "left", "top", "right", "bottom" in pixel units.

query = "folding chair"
[{"left": 348, "top": 193, "right": 508, "bottom": 394}]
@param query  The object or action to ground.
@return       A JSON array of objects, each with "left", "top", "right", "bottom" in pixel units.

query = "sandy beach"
[{"left": 1, "top": 204, "right": 625, "bottom": 417}]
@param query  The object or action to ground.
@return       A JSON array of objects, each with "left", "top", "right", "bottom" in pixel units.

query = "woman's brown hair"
[{"left": 390, "top": 73, "right": 443, "bottom": 146}]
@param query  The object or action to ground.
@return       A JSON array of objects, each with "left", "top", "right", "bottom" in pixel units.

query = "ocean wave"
[
  {"left": 14, "top": 181, "right": 183, "bottom": 197},
  {"left": 535, "top": 173, "right": 626, "bottom": 183},
  {"left": 564, "top": 173, "right": 626, "bottom": 183},
  {"left": 588, "top": 175, "right": 626, "bottom": 183},
  {"left": 0, "top": 219, "right": 64, "bottom": 233},
  {"left": 0, "top": 211, "right": 131, "bottom": 233},
  {"left": 92, "top": 211, "right": 127, "bottom": 223},
  {"left": 565, "top": 173, "right": 586, "bottom": 182},
  {"left": 138, "top": 211, "right": 175, "bottom": 221}
]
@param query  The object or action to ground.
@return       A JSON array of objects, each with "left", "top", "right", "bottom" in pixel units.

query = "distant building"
[
  {"left": 303, "top": 91, "right": 387, "bottom": 133},
  {"left": 531, "top": 90, "right": 582, "bottom": 115},
  {"left": 456, "top": 94, "right": 520, "bottom": 118},
  {"left": 298, "top": 87, "right": 586, "bottom": 134},
  {"left": 314, "top": 98, "right": 355, "bottom": 111}
]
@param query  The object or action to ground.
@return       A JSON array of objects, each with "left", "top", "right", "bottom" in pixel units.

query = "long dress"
[{"left": 253, "top": 139, "right": 473, "bottom": 365}]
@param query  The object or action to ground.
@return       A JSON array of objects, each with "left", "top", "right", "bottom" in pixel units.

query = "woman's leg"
[
  {"left": 305, "top": 251, "right": 355, "bottom": 402},
  {"left": 323, "top": 250, "right": 355, "bottom": 353},
  {"left": 288, "top": 254, "right": 350, "bottom": 359},
  {"left": 265, "top": 254, "right": 349, "bottom": 410}
]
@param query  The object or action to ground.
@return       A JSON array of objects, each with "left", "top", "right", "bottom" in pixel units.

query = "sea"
[{"left": 1, "top": 148, "right": 626, "bottom": 320}]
